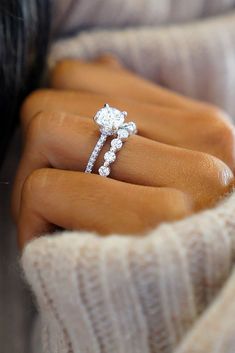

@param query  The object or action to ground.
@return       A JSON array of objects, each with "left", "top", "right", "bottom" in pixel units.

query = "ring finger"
[{"left": 21, "top": 89, "right": 235, "bottom": 171}]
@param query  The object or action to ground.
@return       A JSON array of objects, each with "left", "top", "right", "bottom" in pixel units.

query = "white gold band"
[
  {"left": 85, "top": 132, "right": 108, "bottom": 173},
  {"left": 98, "top": 130, "right": 129, "bottom": 177}
]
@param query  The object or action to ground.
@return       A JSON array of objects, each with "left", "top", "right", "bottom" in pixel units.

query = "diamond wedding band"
[{"left": 85, "top": 104, "right": 137, "bottom": 177}]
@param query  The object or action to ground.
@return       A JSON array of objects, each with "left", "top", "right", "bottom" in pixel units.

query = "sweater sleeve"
[
  {"left": 53, "top": 0, "right": 235, "bottom": 35},
  {"left": 22, "top": 191, "right": 235, "bottom": 353},
  {"left": 50, "top": 11, "right": 235, "bottom": 117},
  {"left": 175, "top": 267, "right": 235, "bottom": 353}
]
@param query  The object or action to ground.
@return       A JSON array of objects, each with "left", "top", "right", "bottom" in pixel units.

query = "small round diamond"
[
  {"left": 104, "top": 151, "right": 116, "bottom": 163},
  {"left": 122, "top": 122, "right": 137, "bottom": 135},
  {"left": 118, "top": 129, "right": 129, "bottom": 140},
  {"left": 111, "top": 138, "right": 123, "bottom": 151},
  {"left": 99, "top": 166, "right": 110, "bottom": 177}
]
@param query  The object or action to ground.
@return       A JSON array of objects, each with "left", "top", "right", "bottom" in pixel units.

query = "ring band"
[
  {"left": 85, "top": 132, "right": 108, "bottom": 173},
  {"left": 98, "top": 124, "right": 137, "bottom": 177},
  {"left": 85, "top": 104, "right": 137, "bottom": 176}
]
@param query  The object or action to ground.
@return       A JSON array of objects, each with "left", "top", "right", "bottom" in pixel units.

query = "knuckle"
[
  {"left": 203, "top": 106, "right": 231, "bottom": 138},
  {"left": 21, "top": 169, "right": 50, "bottom": 207},
  {"left": 25, "top": 111, "right": 45, "bottom": 143},
  {"left": 201, "top": 107, "right": 235, "bottom": 169},
  {"left": 144, "top": 189, "right": 192, "bottom": 227},
  {"left": 213, "top": 123, "right": 235, "bottom": 168},
  {"left": 205, "top": 105, "right": 229, "bottom": 121},
  {"left": 208, "top": 113, "right": 234, "bottom": 143},
  {"left": 26, "top": 110, "right": 66, "bottom": 145},
  {"left": 20, "top": 89, "right": 50, "bottom": 122},
  {"left": 201, "top": 103, "right": 228, "bottom": 121}
]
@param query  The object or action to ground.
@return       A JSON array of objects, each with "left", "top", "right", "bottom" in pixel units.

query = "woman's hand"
[{"left": 12, "top": 57, "right": 235, "bottom": 249}]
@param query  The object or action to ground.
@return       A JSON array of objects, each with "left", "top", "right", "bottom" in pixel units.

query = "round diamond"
[
  {"left": 94, "top": 105, "right": 125, "bottom": 134},
  {"left": 122, "top": 122, "right": 137, "bottom": 135},
  {"left": 117, "top": 129, "right": 129, "bottom": 140},
  {"left": 104, "top": 151, "right": 116, "bottom": 163},
  {"left": 111, "top": 138, "right": 123, "bottom": 151},
  {"left": 99, "top": 166, "right": 110, "bottom": 177}
]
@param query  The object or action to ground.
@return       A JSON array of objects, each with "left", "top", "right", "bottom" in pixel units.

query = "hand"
[{"left": 12, "top": 56, "right": 235, "bottom": 249}]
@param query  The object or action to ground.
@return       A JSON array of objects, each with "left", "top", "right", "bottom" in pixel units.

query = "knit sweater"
[
  {"left": 19, "top": 0, "right": 235, "bottom": 352},
  {"left": 23, "top": 194, "right": 235, "bottom": 353}
]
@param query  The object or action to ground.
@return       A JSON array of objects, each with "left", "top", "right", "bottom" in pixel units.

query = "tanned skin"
[{"left": 12, "top": 56, "right": 235, "bottom": 249}]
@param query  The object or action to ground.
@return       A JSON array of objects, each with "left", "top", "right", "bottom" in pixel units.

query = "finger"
[
  {"left": 92, "top": 54, "right": 123, "bottom": 69},
  {"left": 50, "top": 59, "right": 215, "bottom": 113},
  {"left": 21, "top": 89, "right": 235, "bottom": 171},
  {"left": 12, "top": 111, "right": 234, "bottom": 219},
  {"left": 18, "top": 168, "right": 192, "bottom": 249}
]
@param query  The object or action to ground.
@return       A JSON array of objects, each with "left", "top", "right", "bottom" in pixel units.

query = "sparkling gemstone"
[
  {"left": 111, "top": 138, "right": 123, "bottom": 151},
  {"left": 122, "top": 122, "right": 137, "bottom": 135},
  {"left": 99, "top": 166, "right": 110, "bottom": 177},
  {"left": 104, "top": 151, "right": 116, "bottom": 163},
  {"left": 117, "top": 128, "right": 129, "bottom": 140},
  {"left": 94, "top": 105, "right": 125, "bottom": 134}
]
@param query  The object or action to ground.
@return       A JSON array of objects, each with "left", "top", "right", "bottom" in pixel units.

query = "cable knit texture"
[{"left": 22, "top": 0, "right": 235, "bottom": 352}]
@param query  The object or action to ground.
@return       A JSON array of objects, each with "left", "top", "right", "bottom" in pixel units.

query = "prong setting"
[{"left": 86, "top": 104, "right": 137, "bottom": 177}]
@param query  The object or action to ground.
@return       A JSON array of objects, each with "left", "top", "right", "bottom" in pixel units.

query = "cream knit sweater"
[{"left": 22, "top": 1, "right": 235, "bottom": 352}]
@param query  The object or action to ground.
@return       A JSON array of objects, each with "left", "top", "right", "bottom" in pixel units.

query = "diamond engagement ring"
[{"left": 85, "top": 104, "right": 137, "bottom": 175}]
